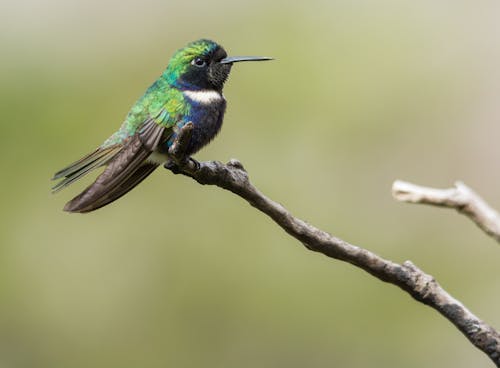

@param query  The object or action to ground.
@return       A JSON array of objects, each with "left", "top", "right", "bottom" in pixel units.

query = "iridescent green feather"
[{"left": 101, "top": 78, "right": 189, "bottom": 148}]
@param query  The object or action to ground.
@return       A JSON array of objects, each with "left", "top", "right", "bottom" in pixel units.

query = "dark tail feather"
[
  {"left": 60, "top": 119, "right": 166, "bottom": 213},
  {"left": 64, "top": 162, "right": 159, "bottom": 213},
  {"left": 52, "top": 146, "right": 120, "bottom": 192}
]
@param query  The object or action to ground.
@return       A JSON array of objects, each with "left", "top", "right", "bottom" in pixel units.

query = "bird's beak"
[{"left": 219, "top": 56, "right": 274, "bottom": 64}]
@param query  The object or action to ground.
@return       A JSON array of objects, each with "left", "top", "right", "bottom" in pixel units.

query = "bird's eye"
[{"left": 191, "top": 57, "right": 207, "bottom": 67}]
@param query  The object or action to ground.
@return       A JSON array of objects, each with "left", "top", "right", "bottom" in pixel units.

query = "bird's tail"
[
  {"left": 51, "top": 146, "right": 121, "bottom": 192},
  {"left": 63, "top": 161, "right": 159, "bottom": 213},
  {"left": 53, "top": 119, "right": 165, "bottom": 213}
]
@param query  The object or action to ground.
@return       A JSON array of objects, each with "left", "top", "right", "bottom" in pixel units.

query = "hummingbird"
[{"left": 52, "top": 39, "right": 272, "bottom": 213}]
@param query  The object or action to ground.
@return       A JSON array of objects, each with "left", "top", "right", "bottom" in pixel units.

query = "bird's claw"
[
  {"left": 188, "top": 158, "right": 201, "bottom": 171},
  {"left": 164, "top": 157, "right": 200, "bottom": 174},
  {"left": 164, "top": 159, "right": 181, "bottom": 174}
]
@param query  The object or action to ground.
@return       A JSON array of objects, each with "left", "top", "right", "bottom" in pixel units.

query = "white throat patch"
[{"left": 184, "top": 90, "right": 223, "bottom": 104}]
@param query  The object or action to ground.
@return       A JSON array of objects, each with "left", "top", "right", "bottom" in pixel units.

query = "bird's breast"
[
  {"left": 161, "top": 90, "right": 227, "bottom": 156},
  {"left": 186, "top": 95, "right": 227, "bottom": 155}
]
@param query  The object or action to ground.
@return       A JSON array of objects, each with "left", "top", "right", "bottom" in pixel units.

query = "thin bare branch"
[
  {"left": 393, "top": 180, "right": 500, "bottom": 243},
  {"left": 166, "top": 125, "right": 500, "bottom": 367}
]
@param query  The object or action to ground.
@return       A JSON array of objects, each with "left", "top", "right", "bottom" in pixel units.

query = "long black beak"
[{"left": 220, "top": 56, "right": 273, "bottom": 64}]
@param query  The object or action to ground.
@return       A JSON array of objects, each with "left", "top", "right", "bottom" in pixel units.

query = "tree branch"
[
  {"left": 392, "top": 180, "right": 500, "bottom": 243},
  {"left": 166, "top": 124, "right": 500, "bottom": 367}
]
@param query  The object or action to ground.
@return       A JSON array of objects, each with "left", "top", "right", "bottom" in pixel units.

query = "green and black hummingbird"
[{"left": 52, "top": 39, "right": 272, "bottom": 213}]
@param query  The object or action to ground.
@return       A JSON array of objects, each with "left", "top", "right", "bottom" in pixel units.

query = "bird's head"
[{"left": 164, "top": 39, "right": 272, "bottom": 92}]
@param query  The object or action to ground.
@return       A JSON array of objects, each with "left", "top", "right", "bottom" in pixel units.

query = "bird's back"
[{"left": 102, "top": 77, "right": 184, "bottom": 149}]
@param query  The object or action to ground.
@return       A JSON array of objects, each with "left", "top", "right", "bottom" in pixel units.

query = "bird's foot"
[
  {"left": 188, "top": 157, "right": 201, "bottom": 171},
  {"left": 164, "top": 159, "right": 181, "bottom": 174},
  {"left": 164, "top": 157, "right": 200, "bottom": 174}
]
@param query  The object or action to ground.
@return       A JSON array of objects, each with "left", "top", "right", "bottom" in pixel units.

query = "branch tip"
[{"left": 393, "top": 179, "right": 500, "bottom": 244}]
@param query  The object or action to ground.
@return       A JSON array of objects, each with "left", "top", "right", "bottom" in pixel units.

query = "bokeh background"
[{"left": 1, "top": 0, "right": 500, "bottom": 367}]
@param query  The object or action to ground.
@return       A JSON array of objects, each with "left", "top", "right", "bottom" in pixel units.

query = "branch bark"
[
  {"left": 166, "top": 123, "right": 500, "bottom": 366},
  {"left": 392, "top": 180, "right": 500, "bottom": 243}
]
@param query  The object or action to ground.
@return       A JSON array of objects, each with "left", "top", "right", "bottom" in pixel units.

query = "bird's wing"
[
  {"left": 63, "top": 118, "right": 168, "bottom": 213},
  {"left": 52, "top": 85, "right": 187, "bottom": 191}
]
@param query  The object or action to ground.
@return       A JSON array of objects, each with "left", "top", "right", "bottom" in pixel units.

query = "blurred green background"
[{"left": 1, "top": 0, "right": 500, "bottom": 367}]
